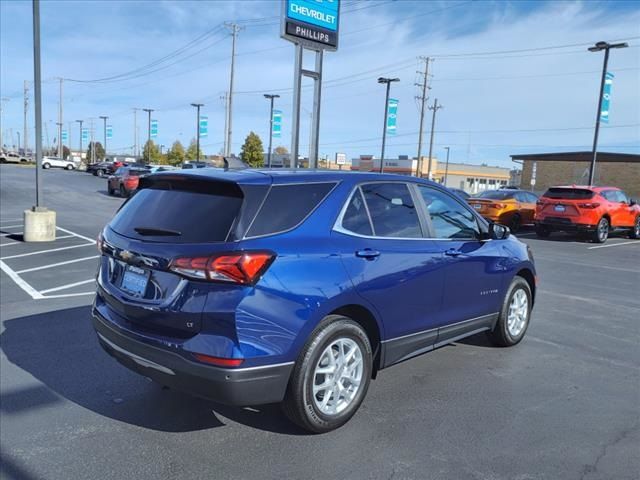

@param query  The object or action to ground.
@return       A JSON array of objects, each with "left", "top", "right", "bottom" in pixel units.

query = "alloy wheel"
[
  {"left": 312, "top": 338, "right": 363, "bottom": 416},
  {"left": 598, "top": 218, "right": 609, "bottom": 242},
  {"left": 507, "top": 288, "right": 528, "bottom": 338}
]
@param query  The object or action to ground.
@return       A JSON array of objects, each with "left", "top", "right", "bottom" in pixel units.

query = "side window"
[
  {"left": 246, "top": 183, "right": 336, "bottom": 237},
  {"left": 341, "top": 188, "right": 373, "bottom": 236},
  {"left": 418, "top": 186, "right": 480, "bottom": 239},
  {"left": 614, "top": 191, "right": 628, "bottom": 203},
  {"left": 514, "top": 192, "right": 527, "bottom": 202},
  {"left": 527, "top": 193, "right": 539, "bottom": 203},
  {"left": 360, "top": 183, "right": 422, "bottom": 238}
]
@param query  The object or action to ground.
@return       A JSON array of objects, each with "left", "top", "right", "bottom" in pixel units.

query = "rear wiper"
[{"left": 134, "top": 227, "right": 182, "bottom": 236}]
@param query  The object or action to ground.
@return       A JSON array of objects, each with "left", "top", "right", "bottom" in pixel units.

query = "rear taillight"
[
  {"left": 536, "top": 200, "right": 545, "bottom": 206},
  {"left": 192, "top": 353, "right": 244, "bottom": 367},
  {"left": 170, "top": 251, "right": 275, "bottom": 284},
  {"left": 489, "top": 203, "right": 506, "bottom": 209},
  {"left": 577, "top": 202, "right": 600, "bottom": 209}
]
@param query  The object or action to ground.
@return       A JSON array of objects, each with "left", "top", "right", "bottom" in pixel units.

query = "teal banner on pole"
[
  {"left": 386, "top": 98, "right": 398, "bottom": 135},
  {"left": 199, "top": 116, "right": 208, "bottom": 138},
  {"left": 61, "top": 130, "right": 68, "bottom": 142},
  {"left": 106, "top": 125, "right": 113, "bottom": 140},
  {"left": 81, "top": 128, "right": 89, "bottom": 141},
  {"left": 150, "top": 119, "right": 158, "bottom": 138},
  {"left": 273, "top": 110, "right": 282, "bottom": 138},
  {"left": 600, "top": 72, "right": 614, "bottom": 124}
]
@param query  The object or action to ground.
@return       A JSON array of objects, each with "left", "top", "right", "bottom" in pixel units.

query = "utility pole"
[
  {"left": 58, "top": 77, "right": 63, "bottom": 158},
  {"left": 224, "top": 23, "right": 243, "bottom": 157},
  {"left": 132, "top": 108, "right": 138, "bottom": 157},
  {"left": 76, "top": 119, "right": 83, "bottom": 160},
  {"left": 416, "top": 56, "right": 431, "bottom": 177},
  {"left": 377, "top": 77, "right": 400, "bottom": 173},
  {"left": 587, "top": 41, "right": 628, "bottom": 186},
  {"left": 426, "top": 98, "right": 443, "bottom": 180},
  {"left": 443, "top": 146, "right": 450, "bottom": 186},
  {"left": 32, "top": 0, "right": 43, "bottom": 207},
  {"left": 0, "top": 97, "right": 8, "bottom": 150},
  {"left": 191, "top": 103, "right": 203, "bottom": 162},
  {"left": 142, "top": 108, "right": 153, "bottom": 163},
  {"left": 24, "top": 81, "right": 29, "bottom": 155},
  {"left": 221, "top": 93, "right": 228, "bottom": 157},
  {"left": 263, "top": 94, "right": 280, "bottom": 168},
  {"left": 99, "top": 115, "right": 108, "bottom": 156},
  {"left": 17, "top": 131, "right": 21, "bottom": 152}
]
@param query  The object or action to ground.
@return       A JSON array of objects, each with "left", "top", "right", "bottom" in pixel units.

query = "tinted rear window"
[
  {"left": 246, "top": 183, "right": 336, "bottom": 237},
  {"left": 476, "top": 190, "right": 514, "bottom": 200},
  {"left": 109, "top": 187, "right": 242, "bottom": 243},
  {"left": 543, "top": 188, "right": 594, "bottom": 200}
]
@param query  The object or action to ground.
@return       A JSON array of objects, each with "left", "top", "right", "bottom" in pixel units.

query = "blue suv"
[{"left": 92, "top": 169, "right": 536, "bottom": 432}]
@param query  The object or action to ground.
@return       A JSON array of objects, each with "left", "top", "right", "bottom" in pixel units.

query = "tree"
[
  {"left": 240, "top": 131, "right": 264, "bottom": 168},
  {"left": 142, "top": 140, "right": 161, "bottom": 163},
  {"left": 86, "top": 141, "right": 106, "bottom": 163},
  {"left": 274, "top": 145, "right": 288, "bottom": 155},
  {"left": 167, "top": 140, "right": 186, "bottom": 165},
  {"left": 62, "top": 145, "right": 70, "bottom": 159},
  {"left": 185, "top": 138, "right": 203, "bottom": 161}
]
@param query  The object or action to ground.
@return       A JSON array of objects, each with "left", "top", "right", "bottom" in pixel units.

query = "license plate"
[
  {"left": 121, "top": 265, "right": 149, "bottom": 296},
  {"left": 554, "top": 205, "right": 566, "bottom": 212},
  {"left": 473, "top": 204, "right": 482, "bottom": 210}
]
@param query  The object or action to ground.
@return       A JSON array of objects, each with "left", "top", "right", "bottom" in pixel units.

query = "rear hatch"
[
  {"left": 537, "top": 187, "right": 595, "bottom": 218},
  {"left": 467, "top": 192, "right": 515, "bottom": 214},
  {"left": 97, "top": 171, "right": 271, "bottom": 337}
]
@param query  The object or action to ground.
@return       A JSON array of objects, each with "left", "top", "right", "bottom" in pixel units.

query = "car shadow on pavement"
[{"left": 1, "top": 305, "right": 305, "bottom": 435}]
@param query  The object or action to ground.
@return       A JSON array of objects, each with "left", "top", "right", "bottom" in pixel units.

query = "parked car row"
[
  {"left": 455, "top": 185, "right": 639, "bottom": 243},
  {"left": 106, "top": 165, "right": 178, "bottom": 197}
]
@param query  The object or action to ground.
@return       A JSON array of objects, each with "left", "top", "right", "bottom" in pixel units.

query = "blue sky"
[{"left": 1, "top": 0, "right": 639, "bottom": 167}]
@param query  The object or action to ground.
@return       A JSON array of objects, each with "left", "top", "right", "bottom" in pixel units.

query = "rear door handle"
[
  {"left": 444, "top": 248, "right": 463, "bottom": 257},
  {"left": 355, "top": 249, "right": 380, "bottom": 260}
]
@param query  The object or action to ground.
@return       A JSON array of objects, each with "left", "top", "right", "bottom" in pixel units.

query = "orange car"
[
  {"left": 466, "top": 189, "right": 538, "bottom": 232},
  {"left": 535, "top": 186, "right": 640, "bottom": 243}
]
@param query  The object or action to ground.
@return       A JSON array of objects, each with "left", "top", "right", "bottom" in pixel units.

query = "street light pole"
[
  {"left": 99, "top": 115, "right": 108, "bottom": 157},
  {"left": 377, "top": 77, "right": 399, "bottom": 174},
  {"left": 587, "top": 41, "right": 628, "bottom": 186},
  {"left": 191, "top": 103, "right": 203, "bottom": 162},
  {"left": 443, "top": 146, "right": 450, "bottom": 186},
  {"left": 142, "top": 108, "right": 153, "bottom": 164},
  {"left": 76, "top": 119, "right": 83, "bottom": 160},
  {"left": 263, "top": 94, "right": 280, "bottom": 168}
]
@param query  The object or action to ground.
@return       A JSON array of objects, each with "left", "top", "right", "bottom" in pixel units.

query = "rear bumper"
[
  {"left": 92, "top": 309, "right": 293, "bottom": 406},
  {"left": 535, "top": 218, "right": 596, "bottom": 232}
]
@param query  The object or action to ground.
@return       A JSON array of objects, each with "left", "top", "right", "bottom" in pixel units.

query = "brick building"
[{"left": 512, "top": 152, "right": 640, "bottom": 197}]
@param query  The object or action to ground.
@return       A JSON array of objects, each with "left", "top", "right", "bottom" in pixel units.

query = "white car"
[
  {"left": 0, "top": 151, "right": 30, "bottom": 163},
  {"left": 42, "top": 156, "right": 79, "bottom": 170}
]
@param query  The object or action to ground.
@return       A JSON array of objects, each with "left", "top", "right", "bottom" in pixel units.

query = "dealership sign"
[
  {"left": 335, "top": 152, "right": 346, "bottom": 165},
  {"left": 281, "top": 0, "right": 340, "bottom": 51},
  {"left": 273, "top": 110, "right": 282, "bottom": 138}
]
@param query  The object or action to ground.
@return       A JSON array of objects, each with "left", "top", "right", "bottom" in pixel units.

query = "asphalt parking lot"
[{"left": 1, "top": 164, "right": 639, "bottom": 480}]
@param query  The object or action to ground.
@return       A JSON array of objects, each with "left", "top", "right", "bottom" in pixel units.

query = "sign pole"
[
  {"left": 290, "top": 44, "right": 303, "bottom": 168},
  {"left": 309, "top": 49, "right": 323, "bottom": 169}
]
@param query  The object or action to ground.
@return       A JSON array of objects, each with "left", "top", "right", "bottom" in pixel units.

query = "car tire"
[
  {"left": 119, "top": 185, "right": 128, "bottom": 197},
  {"left": 42, "top": 162, "right": 50, "bottom": 169},
  {"left": 107, "top": 186, "right": 114, "bottom": 195},
  {"left": 535, "top": 225, "right": 551, "bottom": 238},
  {"left": 65, "top": 164, "right": 73, "bottom": 170},
  {"left": 592, "top": 217, "right": 609, "bottom": 244},
  {"left": 629, "top": 216, "right": 640, "bottom": 239},
  {"left": 97, "top": 169, "right": 105, "bottom": 177},
  {"left": 509, "top": 214, "right": 522, "bottom": 233},
  {"left": 282, "top": 315, "right": 373, "bottom": 433},
  {"left": 487, "top": 276, "right": 532, "bottom": 348}
]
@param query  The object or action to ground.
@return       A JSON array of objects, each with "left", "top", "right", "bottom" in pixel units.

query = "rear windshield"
[
  {"left": 109, "top": 186, "right": 242, "bottom": 243},
  {"left": 246, "top": 183, "right": 336, "bottom": 237},
  {"left": 543, "top": 188, "right": 594, "bottom": 200},
  {"left": 475, "top": 191, "right": 514, "bottom": 200}
]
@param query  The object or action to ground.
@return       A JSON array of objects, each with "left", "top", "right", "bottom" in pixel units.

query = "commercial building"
[
  {"left": 350, "top": 155, "right": 511, "bottom": 193},
  {"left": 512, "top": 151, "right": 640, "bottom": 197}
]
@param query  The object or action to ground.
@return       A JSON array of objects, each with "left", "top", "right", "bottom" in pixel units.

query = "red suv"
[
  {"left": 107, "top": 167, "right": 149, "bottom": 197},
  {"left": 535, "top": 186, "right": 640, "bottom": 243}
]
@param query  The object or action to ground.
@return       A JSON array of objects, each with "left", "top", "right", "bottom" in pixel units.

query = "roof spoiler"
[{"left": 223, "top": 156, "right": 249, "bottom": 171}]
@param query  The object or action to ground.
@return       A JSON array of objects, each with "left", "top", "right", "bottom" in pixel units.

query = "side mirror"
[
  {"left": 490, "top": 222, "right": 510, "bottom": 240},
  {"left": 629, "top": 198, "right": 637, "bottom": 206}
]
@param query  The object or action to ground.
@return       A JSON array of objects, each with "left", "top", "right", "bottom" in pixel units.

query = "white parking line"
[
  {"left": 42, "top": 291, "right": 95, "bottom": 299},
  {"left": 0, "top": 232, "right": 22, "bottom": 237},
  {"left": 40, "top": 279, "right": 95, "bottom": 294},
  {"left": 0, "top": 234, "right": 75, "bottom": 248},
  {"left": 0, "top": 260, "right": 44, "bottom": 299},
  {"left": 57, "top": 226, "right": 97, "bottom": 244},
  {"left": 588, "top": 241, "right": 640, "bottom": 250},
  {"left": 1, "top": 243, "right": 95, "bottom": 260},
  {"left": 0, "top": 225, "right": 23, "bottom": 229},
  {"left": 15, "top": 255, "right": 100, "bottom": 274}
]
